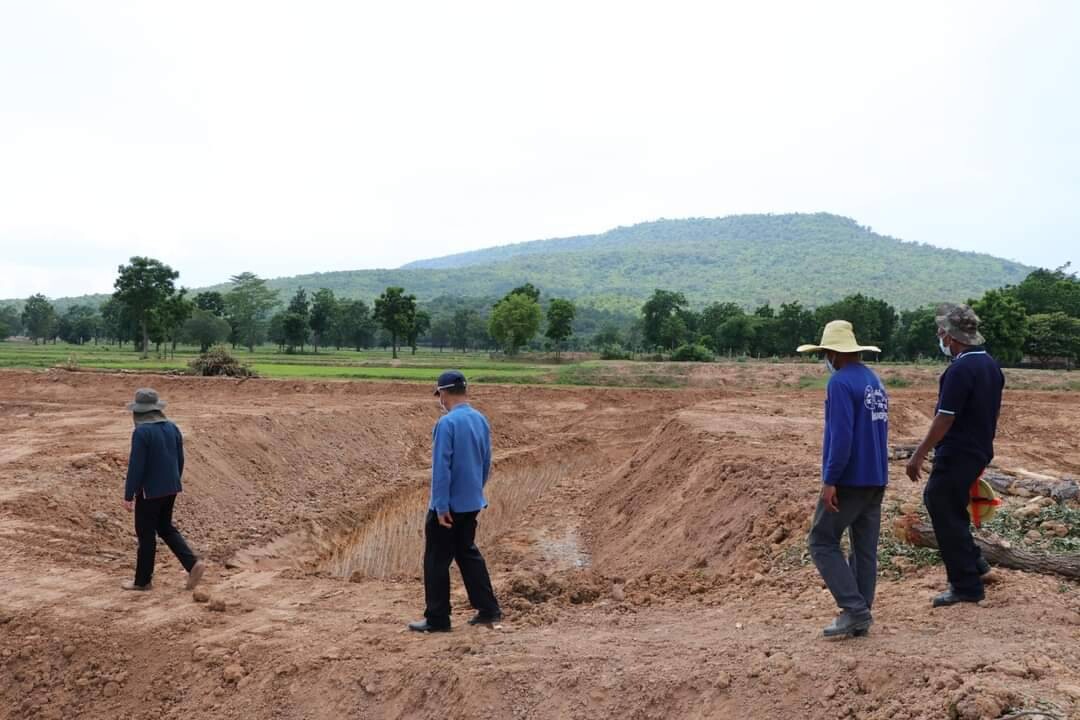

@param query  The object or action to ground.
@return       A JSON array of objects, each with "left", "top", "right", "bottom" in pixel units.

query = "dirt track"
[{"left": 1, "top": 369, "right": 1079, "bottom": 720}]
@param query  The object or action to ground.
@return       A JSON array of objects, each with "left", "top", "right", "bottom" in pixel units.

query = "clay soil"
[{"left": 1, "top": 368, "right": 1078, "bottom": 720}]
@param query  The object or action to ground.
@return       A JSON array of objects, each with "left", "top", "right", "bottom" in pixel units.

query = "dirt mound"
[{"left": 588, "top": 410, "right": 819, "bottom": 584}]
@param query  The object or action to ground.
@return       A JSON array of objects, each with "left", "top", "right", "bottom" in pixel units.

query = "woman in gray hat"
[{"left": 121, "top": 388, "right": 205, "bottom": 591}]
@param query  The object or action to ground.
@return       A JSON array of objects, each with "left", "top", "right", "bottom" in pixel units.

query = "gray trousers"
[{"left": 807, "top": 485, "right": 885, "bottom": 618}]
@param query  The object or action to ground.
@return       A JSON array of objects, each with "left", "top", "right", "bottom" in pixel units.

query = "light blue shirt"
[{"left": 430, "top": 403, "right": 491, "bottom": 514}]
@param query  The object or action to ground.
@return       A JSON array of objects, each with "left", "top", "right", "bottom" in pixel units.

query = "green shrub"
[
  {"left": 670, "top": 344, "right": 715, "bottom": 362},
  {"left": 599, "top": 344, "right": 631, "bottom": 360}
]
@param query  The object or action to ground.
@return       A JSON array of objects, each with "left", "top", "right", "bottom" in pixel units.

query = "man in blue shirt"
[
  {"left": 906, "top": 304, "right": 1004, "bottom": 607},
  {"left": 409, "top": 371, "right": 501, "bottom": 633},
  {"left": 798, "top": 321, "right": 889, "bottom": 638}
]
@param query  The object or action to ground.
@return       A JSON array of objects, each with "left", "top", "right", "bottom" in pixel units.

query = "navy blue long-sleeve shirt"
[
  {"left": 430, "top": 403, "right": 491, "bottom": 514},
  {"left": 124, "top": 421, "right": 185, "bottom": 501},
  {"left": 822, "top": 364, "right": 889, "bottom": 487}
]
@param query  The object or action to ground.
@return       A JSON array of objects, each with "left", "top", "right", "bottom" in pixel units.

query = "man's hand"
[
  {"left": 821, "top": 485, "right": 840, "bottom": 513},
  {"left": 123, "top": 499, "right": 134, "bottom": 512},
  {"left": 906, "top": 451, "right": 926, "bottom": 483},
  {"left": 437, "top": 511, "right": 453, "bottom": 528}
]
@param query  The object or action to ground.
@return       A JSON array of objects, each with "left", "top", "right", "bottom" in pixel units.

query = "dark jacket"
[{"left": 124, "top": 421, "right": 185, "bottom": 501}]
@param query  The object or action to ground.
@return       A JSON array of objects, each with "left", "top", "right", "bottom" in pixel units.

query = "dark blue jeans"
[
  {"left": 924, "top": 453, "right": 986, "bottom": 597},
  {"left": 808, "top": 485, "right": 885, "bottom": 618}
]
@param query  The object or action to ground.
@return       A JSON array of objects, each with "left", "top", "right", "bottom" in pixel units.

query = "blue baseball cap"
[{"left": 434, "top": 370, "right": 467, "bottom": 395}]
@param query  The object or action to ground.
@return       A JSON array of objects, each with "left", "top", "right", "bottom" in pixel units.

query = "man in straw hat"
[
  {"left": 121, "top": 388, "right": 205, "bottom": 592},
  {"left": 906, "top": 304, "right": 1004, "bottom": 607},
  {"left": 797, "top": 321, "right": 889, "bottom": 638}
]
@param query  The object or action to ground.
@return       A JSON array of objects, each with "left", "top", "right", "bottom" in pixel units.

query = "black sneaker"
[
  {"left": 467, "top": 611, "right": 504, "bottom": 626},
  {"left": 932, "top": 589, "right": 984, "bottom": 607},
  {"left": 408, "top": 619, "right": 451, "bottom": 633}
]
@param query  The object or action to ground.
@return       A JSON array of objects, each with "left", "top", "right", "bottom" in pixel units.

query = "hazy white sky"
[{"left": 1, "top": 1, "right": 1077, "bottom": 299}]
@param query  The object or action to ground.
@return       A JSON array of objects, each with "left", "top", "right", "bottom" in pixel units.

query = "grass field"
[
  {"left": 3, "top": 341, "right": 1077, "bottom": 391},
  {"left": 0, "top": 341, "right": 555, "bottom": 384}
]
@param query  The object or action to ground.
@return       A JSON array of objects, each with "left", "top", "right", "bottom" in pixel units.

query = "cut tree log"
[
  {"left": 886, "top": 446, "right": 1079, "bottom": 501},
  {"left": 893, "top": 515, "right": 1080, "bottom": 580},
  {"left": 982, "top": 469, "right": 1079, "bottom": 502}
]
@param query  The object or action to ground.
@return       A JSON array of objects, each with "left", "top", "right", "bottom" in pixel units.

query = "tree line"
[
  {"left": 627, "top": 265, "right": 1080, "bottom": 366},
  {"left": 0, "top": 258, "right": 581, "bottom": 360},
  {"left": 2, "top": 259, "right": 1077, "bottom": 367}
]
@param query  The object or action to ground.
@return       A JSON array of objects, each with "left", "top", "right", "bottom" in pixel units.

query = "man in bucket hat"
[
  {"left": 121, "top": 388, "right": 205, "bottom": 592},
  {"left": 906, "top": 304, "right": 1004, "bottom": 607},
  {"left": 408, "top": 371, "right": 501, "bottom": 632},
  {"left": 798, "top": 321, "right": 889, "bottom": 638}
]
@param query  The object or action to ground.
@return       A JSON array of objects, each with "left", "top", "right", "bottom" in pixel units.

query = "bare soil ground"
[{"left": 1, "top": 368, "right": 1078, "bottom": 720}]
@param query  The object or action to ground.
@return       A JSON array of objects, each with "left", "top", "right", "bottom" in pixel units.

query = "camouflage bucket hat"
[{"left": 936, "top": 303, "right": 985, "bottom": 346}]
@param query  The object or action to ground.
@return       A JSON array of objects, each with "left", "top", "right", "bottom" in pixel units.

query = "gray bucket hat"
[
  {"left": 127, "top": 388, "right": 167, "bottom": 413},
  {"left": 936, "top": 303, "right": 985, "bottom": 346}
]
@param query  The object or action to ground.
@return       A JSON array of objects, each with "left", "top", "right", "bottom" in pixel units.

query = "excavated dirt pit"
[{"left": 1, "top": 369, "right": 1079, "bottom": 720}]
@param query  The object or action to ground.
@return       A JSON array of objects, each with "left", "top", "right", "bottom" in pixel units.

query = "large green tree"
[
  {"left": 282, "top": 312, "right": 309, "bottom": 353},
  {"left": 893, "top": 306, "right": 938, "bottom": 361},
  {"left": 451, "top": 308, "right": 479, "bottom": 352},
  {"left": 338, "top": 299, "right": 376, "bottom": 351},
  {"left": 429, "top": 314, "right": 454, "bottom": 351},
  {"left": 718, "top": 314, "right": 754, "bottom": 355},
  {"left": 972, "top": 289, "right": 1028, "bottom": 365},
  {"left": 194, "top": 291, "right": 228, "bottom": 317},
  {"left": 57, "top": 304, "right": 100, "bottom": 345},
  {"left": 0, "top": 305, "right": 20, "bottom": 339},
  {"left": 182, "top": 308, "right": 233, "bottom": 351},
  {"left": 267, "top": 312, "right": 287, "bottom": 352},
  {"left": 159, "top": 290, "right": 194, "bottom": 357},
  {"left": 1011, "top": 266, "right": 1080, "bottom": 317},
  {"left": 641, "top": 290, "right": 689, "bottom": 350},
  {"left": 309, "top": 288, "right": 336, "bottom": 353},
  {"left": 545, "top": 298, "right": 576, "bottom": 361},
  {"left": 1024, "top": 312, "right": 1080, "bottom": 368},
  {"left": 407, "top": 310, "right": 431, "bottom": 355},
  {"left": 374, "top": 287, "right": 417, "bottom": 359},
  {"left": 489, "top": 292, "right": 542, "bottom": 355},
  {"left": 99, "top": 297, "right": 135, "bottom": 346},
  {"left": 285, "top": 288, "right": 311, "bottom": 352},
  {"left": 21, "top": 294, "right": 57, "bottom": 345},
  {"left": 113, "top": 257, "right": 178, "bottom": 358},
  {"left": 225, "top": 273, "right": 279, "bottom": 352},
  {"left": 777, "top": 301, "right": 817, "bottom": 351}
]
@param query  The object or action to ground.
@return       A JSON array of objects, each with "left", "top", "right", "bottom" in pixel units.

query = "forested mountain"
[
  {"left": 256, "top": 214, "right": 1031, "bottom": 311},
  {"left": 12, "top": 214, "right": 1032, "bottom": 313}
]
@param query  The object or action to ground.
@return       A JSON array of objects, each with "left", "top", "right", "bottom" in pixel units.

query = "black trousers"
[
  {"left": 924, "top": 453, "right": 986, "bottom": 597},
  {"left": 134, "top": 494, "right": 198, "bottom": 586},
  {"left": 423, "top": 510, "right": 499, "bottom": 628}
]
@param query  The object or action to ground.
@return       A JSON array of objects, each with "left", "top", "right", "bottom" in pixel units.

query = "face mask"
[
  {"left": 938, "top": 337, "right": 953, "bottom": 358},
  {"left": 824, "top": 356, "right": 837, "bottom": 375}
]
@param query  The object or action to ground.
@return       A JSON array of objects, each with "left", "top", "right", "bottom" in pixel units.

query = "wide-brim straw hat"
[
  {"left": 797, "top": 320, "right": 881, "bottom": 354},
  {"left": 126, "top": 387, "right": 167, "bottom": 413}
]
